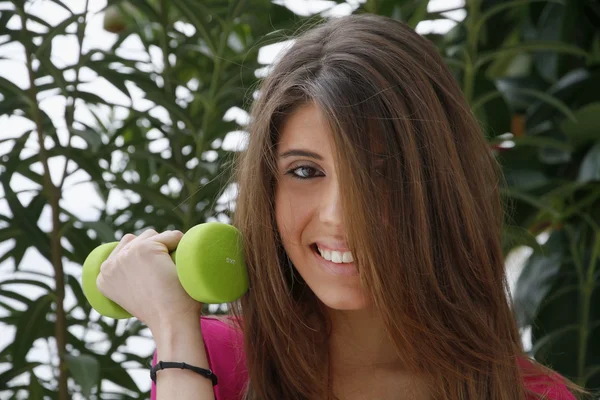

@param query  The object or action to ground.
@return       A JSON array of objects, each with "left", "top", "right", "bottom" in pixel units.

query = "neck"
[{"left": 327, "top": 307, "right": 402, "bottom": 374}]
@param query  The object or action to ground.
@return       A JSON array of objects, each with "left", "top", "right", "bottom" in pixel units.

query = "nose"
[{"left": 319, "top": 180, "right": 344, "bottom": 227}]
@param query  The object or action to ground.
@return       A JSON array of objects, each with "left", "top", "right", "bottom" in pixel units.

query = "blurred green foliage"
[{"left": 0, "top": 0, "right": 598, "bottom": 398}]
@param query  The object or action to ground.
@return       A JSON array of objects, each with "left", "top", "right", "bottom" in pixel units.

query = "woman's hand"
[{"left": 96, "top": 229, "right": 202, "bottom": 329}]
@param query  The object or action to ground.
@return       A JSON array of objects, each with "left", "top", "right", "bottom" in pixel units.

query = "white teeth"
[
  {"left": 331, "top": 251, "right": 342, "bottom": 263},
  {"left": 342, "top": 252, "right": 354, "bottom": 263},
  {"left": 317, "top": 246, "right": 354, "bottom": 264}
]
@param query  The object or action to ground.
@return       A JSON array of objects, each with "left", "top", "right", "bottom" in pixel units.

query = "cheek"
[
  {"left": 275, "top": 186, "right": 313, "bottom": 254},
  {"left": 274, "top": 187, "right": 294, "bottom": 243},
  {"left": 276, "top": 186, "right": 307, "bottom": 229}
]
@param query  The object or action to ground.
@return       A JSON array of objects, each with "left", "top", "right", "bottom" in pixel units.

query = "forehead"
[{"left": 277, "top": 103, "right": 333, "bottom": 152}]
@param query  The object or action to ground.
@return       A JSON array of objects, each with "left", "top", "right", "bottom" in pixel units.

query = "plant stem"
[
  {"left": 463, "top": 0, "right": 481, "bottom": 105},
  {"left": 188, "top": 0, "right": 246, "bottom": 228},
  {"left": 60, "top": 0, "right": 90, "bottom": 190},
  {"left": 18, "top": 7, "right": 69, "bottom": 400},
  {"left": 160, "top": 0, "right": 172, "bottom": 95},
  {"left": 159, "top": 0, "right": 186, "bottom": 227},
  {"left": 577, "top": 232, "right": 600, "bottom": 384}
]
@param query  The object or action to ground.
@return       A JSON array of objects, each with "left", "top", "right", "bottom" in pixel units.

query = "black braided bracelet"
[{"left": 150, "top": 361, "right": 218, "bottom": 386}]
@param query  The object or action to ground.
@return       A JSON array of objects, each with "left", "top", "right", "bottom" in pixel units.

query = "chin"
[
  {"left": 312, "top": 287, "right": 371, "bottom": 311},
  {"left": 294, "top": 247, "right": 372, "bottom": 311}
]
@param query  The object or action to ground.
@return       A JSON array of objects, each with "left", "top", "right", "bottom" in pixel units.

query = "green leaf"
[
  {"left": 584, "top": 364, "right": 600, "bottom": 387},
  {"left": 472, "top": 90, "right": 503, "bottom": 112},
  {"left": 0, "top": 242, "right": 33, "bottom": 269},
  {"left": 406, "top": 0, "right": 428, "bottom": 29},
  {"left": 0, "top": 278, "right": 53, "bottom": 293},
  {"left": 100, "top": 354, "right": 139, "bottom": 392},
  {"left": 35, "top": 13, "right": 84, "bottom": 58},
  {"left": 0, "top": 174, "right": 52, "bottom": 265},
  {"left": 65, "top": 274, "right": 92, "bottom": 316},
  {"left": 507, "top": 86, "right": 577, "bottom": 121},
  {"left": 501, "top": 187, "right": 560, "bottom": 218},
  {"left": 532, "top": 323, "right": 579, "bottom": 360},
  {"left": 128, "top": 152, "right": 195, "bottom": 186},
  {"left": 46, "top": 0, "right": 74, "bottom": 14},
  {"left": 511, "top": 87, "right": 577, "bottom": 122},
  {"left": 539, "top": 145, "right": 571, "bottom": 165},
  {"left": 169, "top": 0, "right": 216, "bottom": 54},
  {"left": 472, "top": 73, "right": 511, "bottom": 137},
  {"left": 474, "top": 0, "right": 565, "bottom": 40},
  {"left": 0, "top": 289, "right": 34, "bottom": 307},
  {"left": 140, "top": 88, "right": 197, "bottom": 131},
  {"left": 513, "top": 230, "right": 565, "bottom": 327},
  {"left": 28, "top": 372, "right": 44, "bottom": 399},
  {"left": 135, "top": 0, "right": 164, "bottom": 21},
  {"left": 561, "top": 103, "right": 600, "bottom": 150},
  {"left": 71, "top": 89, "right": 122, "bottom": 107},
  {"left": 69, "top": 127, "right": 103, "bottom": 152},
  {"left": 61, "top": 222, "right": 103, "bottom": 264},
  {"left": 110, "top": 180, "right": 186, "bottom": 221},
  {"left": 0, "top": 299, "right": 19, "bottom": 313},
  {"left": 527, "top": 222, "right": 600, "bottom": 380},
  {"left": 532, "top": 1, "right": 563, "bottom": 82},
  {"left": 36, "top": 56, "right": 69, "bottom": 96},
  {"left": 0, "top": 226, "right": 24, "bottom": 242},
  {"left": 108, "top": 319, "right": 147, "bottom": 352},
  {"left": 65, "top": 353, "right": 100, "bottom": 398},
  {"left": 0, "top": 94, "right": 30, "bottom": 116},
  {"left": 79, "top": 220, "right": 116, "bottom": 243},
  {"left": 502, "top": 224, "right": 543, "bottom": 256},
  {"left": 64, "top": 147, "right": 106, "bottom": 184},
  {"left": 0, "top": 362, "right": 42, "bottom": 388},
  {"left": 85, "top": 59, "right": 132, "bottom": 100},
  {"left": 503, "top": 169, "right": 550, "bottom": 191},
  {"left": 476, "top": 41, "right": 589, "bottom": 70},
  {"left": 0, "top": 76, "right": 31, "bottom": 105},
  {"left": 120, "top": 351, "right": 152, "bottom": 366},
  {"left": 489, "top": 134, "right": 572, "bottom": 152},
  {"left": 11, "top": 294, "right": 54, "bottom": 369},
  {"left": 578, "top": 142, "right": 600, "bottom": 184},
  {"left": 527, "top": 69, "right": 600, "bottom": 131}
]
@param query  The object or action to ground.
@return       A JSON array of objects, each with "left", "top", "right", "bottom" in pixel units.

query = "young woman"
[{"left": 97, "top": 13, "right": 587, "bottom": 400}]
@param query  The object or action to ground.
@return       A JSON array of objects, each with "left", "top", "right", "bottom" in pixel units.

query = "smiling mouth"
[
  {"left": 310, "top": 243, "right": 355, "bottom": 264},
  {"left": 310, "top": 243, "right": 358, "bottom": 276}
]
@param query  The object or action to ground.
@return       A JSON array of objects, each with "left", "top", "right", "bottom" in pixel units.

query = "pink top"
[
  {"left": 151, "top": 316, "right": 575, "bottom": 400},
  {"left": 151, "top": 316, "right": 247, "bottom": 400}
]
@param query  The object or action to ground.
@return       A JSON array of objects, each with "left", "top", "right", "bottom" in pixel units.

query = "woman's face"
[{"left": 275, "top": 103, "right": 369, "bottom": 310}]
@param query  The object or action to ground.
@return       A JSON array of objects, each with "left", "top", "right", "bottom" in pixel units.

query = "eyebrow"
[{"left": 277, "top": 149, "right": 323, "bottom": 161}]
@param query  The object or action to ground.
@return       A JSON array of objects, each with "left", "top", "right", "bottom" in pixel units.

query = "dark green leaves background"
[{"left": 0, "top": 0, "right": 598, "bottom": 398}]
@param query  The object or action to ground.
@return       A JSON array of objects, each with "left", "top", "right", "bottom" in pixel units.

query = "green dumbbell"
[{"left": 81, "top": 222, "right": 249, "bottom": 319}]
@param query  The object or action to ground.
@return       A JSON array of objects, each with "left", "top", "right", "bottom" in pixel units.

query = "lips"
[{"left": 314, "top": 241, "right": 351, "bottom": 252}]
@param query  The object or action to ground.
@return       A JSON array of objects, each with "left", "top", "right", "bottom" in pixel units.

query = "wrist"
[
  {"left": 152, "top": 317, "right": 207, "bottom": 364},
  {"left": 150, "top": 314, "right": 202, "bottom": 346},
  {"left": 148, "top": 307, "right": 202, "bottom": 333}
]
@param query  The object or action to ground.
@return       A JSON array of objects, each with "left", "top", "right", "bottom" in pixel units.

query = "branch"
[{"left": 17, "top": 4, "right": 69, "bottom": 399}]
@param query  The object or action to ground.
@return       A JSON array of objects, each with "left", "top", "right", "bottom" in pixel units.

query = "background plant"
[{"left": 0, "top": 0, "right": 598, "bottom": 398}]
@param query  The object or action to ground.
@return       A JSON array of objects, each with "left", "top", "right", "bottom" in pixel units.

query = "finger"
[
  {"left": 137, "top": 228, "right": 160, "bottom": 240},
  {"left": 122, "top": 228, "right": 159, "bottom": 252},
  {"left": 151, "top": 230, "right": 184, "bottom": 253},
  {"left": 108, "top": 233, "right": 136, "bottom": 260}
]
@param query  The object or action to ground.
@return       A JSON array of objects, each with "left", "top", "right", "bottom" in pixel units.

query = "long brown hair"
[{"left": 228, "top": 13, "right": 583, "bottom": 400}]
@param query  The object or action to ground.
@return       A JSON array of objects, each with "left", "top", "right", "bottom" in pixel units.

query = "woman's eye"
[{"left": 286, "top": 165, "right": 322, "bottom": 180}]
